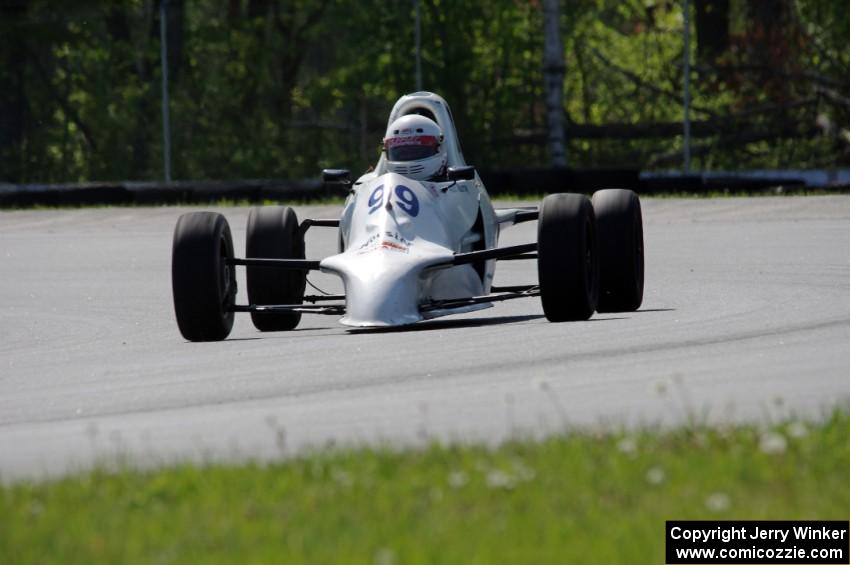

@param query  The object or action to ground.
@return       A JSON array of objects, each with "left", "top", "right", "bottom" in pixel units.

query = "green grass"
[{"left": 2, "top": 411, "right": 849, "bottom": 564}]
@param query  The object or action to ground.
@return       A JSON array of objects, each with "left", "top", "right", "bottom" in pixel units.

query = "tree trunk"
[
  {"left": 0, "top": 0, "right": 29, "bottom": 182},
  {"left": 542, "top": 0, "right": 566, "bottom": 167},
  {"left": 162, "top": 0, "right": 185, "bottom": 85},
  {"left": 227, "top": 0, "right": 240, "bottom": 20},
  {"left": 270, "top": 0, "right": 329, "bottom": 121},
  {"left": 747, "top": 0, "right": 789, "bottom": 66},
  {"left": 105, "top": 2, "right": 158, "bottom": 178},
  {"left": 694, "top": 0, "right": 729, "bottom": 64}
]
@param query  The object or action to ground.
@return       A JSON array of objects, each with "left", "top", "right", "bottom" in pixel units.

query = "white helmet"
[{"left": 383, "top": 114, "right": 447, "bottom": 181}]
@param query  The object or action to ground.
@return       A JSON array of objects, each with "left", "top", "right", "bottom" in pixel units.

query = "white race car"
[{"left": 171, "top": 91, "right": 644, "bottom": 341}]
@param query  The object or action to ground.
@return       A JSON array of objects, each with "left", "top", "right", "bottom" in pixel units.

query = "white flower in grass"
[
  {"left": 787, "top": 421, "right": 808, "bottom": 439},
  {"left": 447, "top": 470, "right": 468, "bottom": 489},
  {"left": 617, "top": 437, "right": 638, "bottom": 456},
  {"left": 28, "top": 500, "right": 45, "bottom": 518},
  {"left": 759, "top": 432, "right": 787, "bottom": 455},
  {"left": 430, "top": 487, "right": 444, "bottom": 502},
  {"left": 511, "top": 461, "right": 536, "bottom": 483},
  {"left": 331, "top": 469, "right": 354, "bottom": 487},
  {"left": 486, "top": 469, "right": 515, "bottom": 490},
  {"left": 646, "top": 466, "right": 666, "bottom": 486},
  {"left": 705, "top": 492, "right": 730, "bottom": 512},
  {"left": 374, "top": 548, "right": 396, "bottom": 565}
]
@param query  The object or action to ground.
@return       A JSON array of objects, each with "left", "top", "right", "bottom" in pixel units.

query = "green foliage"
[
  {"left": 1, "top": 0, "right": 848, "bottom": 183},
  {"left": 1, "top": 410, "right": 849, "bottom": 563}
]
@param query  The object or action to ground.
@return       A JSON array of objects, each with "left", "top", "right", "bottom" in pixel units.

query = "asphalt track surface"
[{"left": 1, "top": 197, "right": 849, "bottom": 480}]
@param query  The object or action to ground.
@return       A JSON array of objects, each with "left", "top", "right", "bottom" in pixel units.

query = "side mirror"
[
  {"left": 322, "top": 168, "right": 351, "bottom": 185},
  {"left": 447, "top": 165, "right": 475, "bottom": 181}
]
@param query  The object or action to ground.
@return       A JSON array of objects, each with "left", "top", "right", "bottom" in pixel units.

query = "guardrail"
[
  {"left": 2, "top": 169, "right": 848, "bottom": 207},
  {"left": 0, "top": 179, "right": 325, "bottom": 207}
]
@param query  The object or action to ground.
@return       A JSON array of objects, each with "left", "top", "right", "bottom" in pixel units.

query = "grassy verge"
[{"left": 2, "top": 411, "right": 849, "bottom": 564}]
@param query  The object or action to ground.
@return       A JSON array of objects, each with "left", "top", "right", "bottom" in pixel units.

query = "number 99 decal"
[
  {"left": 367, "top": 185, "right": 384, "bottom": 214},
  {"left": 394, "top": 185, "right": 419, "bottom": 217}
]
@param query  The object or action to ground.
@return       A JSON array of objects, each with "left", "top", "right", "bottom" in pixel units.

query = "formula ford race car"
[{"left": 171, "top": 92, "right": 644, "bottom": 341}]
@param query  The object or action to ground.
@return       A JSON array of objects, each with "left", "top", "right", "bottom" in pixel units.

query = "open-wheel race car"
[{"left": 171, "top": 92, "right": 644, "bottom": 341}]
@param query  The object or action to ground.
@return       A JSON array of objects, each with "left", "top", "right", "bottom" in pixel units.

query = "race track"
[{"left": 1, "top": 197, "right": 849, "bottom": 480}]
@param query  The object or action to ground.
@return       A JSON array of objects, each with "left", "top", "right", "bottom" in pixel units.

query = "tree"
[
  {"left": 694, "top": 0, "right": 729, "bottom": 64},
  {"left": 542, "top": 0, "right": 566, "bottom": 167},
  {"left": 3, "top": 0, "right": 849, "bottom": 183},
  {"left": 0, "top": 0, "right": 29, "bottom": 182}
]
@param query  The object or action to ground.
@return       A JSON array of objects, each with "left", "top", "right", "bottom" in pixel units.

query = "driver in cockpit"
[{"left": 382, "top": 114, "right": 447, "bottom": 182}]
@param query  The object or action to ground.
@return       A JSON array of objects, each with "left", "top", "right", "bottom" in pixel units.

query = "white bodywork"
[{"left": 319, "top": 92, "right": 502, "bottom": 327}]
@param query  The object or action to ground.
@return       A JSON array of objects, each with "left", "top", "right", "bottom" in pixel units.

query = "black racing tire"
[
  {"left": 537, "top": 193, "right": 599, "bottom": 321},
  {"left": 592, "top": 189, "right": 644, "bottom": 312},
  {"left": 171, "top": 212, "right": 236, "bottom": 341},
  {"left": 246, "top": 206, "right": 306, "bottom": 331}
]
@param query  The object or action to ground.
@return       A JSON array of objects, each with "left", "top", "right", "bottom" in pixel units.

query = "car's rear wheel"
[
  {"left": 172, "top": 212, "right": 236, "bottom": 341},
  {"left": 537, "top": 193, "right": 599, "bottom": 321},
  {"left": 592, "top": 189, "right": 644, "bottom": 312},
  {"left": 246, "top": 206, "right": 306, "bottom": 331}
]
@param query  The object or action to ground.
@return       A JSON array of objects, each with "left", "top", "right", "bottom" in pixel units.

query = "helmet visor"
[{"left": 386, "top": 135, "right": 439, "bottom": 162}]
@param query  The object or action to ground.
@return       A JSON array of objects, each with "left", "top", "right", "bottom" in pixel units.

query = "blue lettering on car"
[
  {"left": 368, "top": 185, "right": 384, "bottom": 214},
  {"left": 394, "top": 185, "right": 419, "bottom": 217}
]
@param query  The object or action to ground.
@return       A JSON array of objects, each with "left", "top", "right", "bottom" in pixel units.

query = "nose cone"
[
  {"left": 322, "top": 251, "right": 433, "bottom": 327},
  {"left": 323, "top": 172, "right": 454, "bottom": 327}
]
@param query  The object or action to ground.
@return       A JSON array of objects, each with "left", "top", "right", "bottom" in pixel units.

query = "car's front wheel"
[
  {"left": 171, "top": 212, "right": 236, "bottom": 341},
  {"left": 537, "top": 193, "right": 599, "bottom": 321}
]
